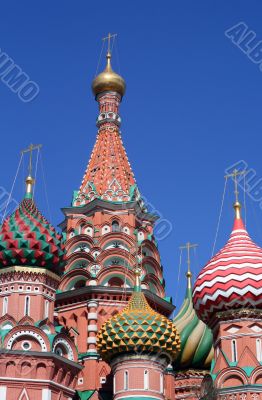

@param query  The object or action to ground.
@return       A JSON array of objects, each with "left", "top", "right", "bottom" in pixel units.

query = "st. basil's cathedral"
[{"left": 0, "top": 40, "right": 262, "bottom": 400}]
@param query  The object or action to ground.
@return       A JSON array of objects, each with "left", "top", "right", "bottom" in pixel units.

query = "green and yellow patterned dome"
[
  {"left": 173, "top": 271, "right": 214, "bottom": 371},
  {"left": 97, "top": 270, "right": 180, "bottom": 362}
]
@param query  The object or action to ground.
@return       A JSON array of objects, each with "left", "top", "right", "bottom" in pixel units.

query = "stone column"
[{"left": 87, "top": 300, "right": 98, "bottom": 354}]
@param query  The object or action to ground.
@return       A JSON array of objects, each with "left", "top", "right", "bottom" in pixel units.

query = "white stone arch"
[
  {"left": 53, "top": 337, "right": 74, "bottom": 361},
  {"left": 6, "top": 330, "right": 47, "bottom": 352}
]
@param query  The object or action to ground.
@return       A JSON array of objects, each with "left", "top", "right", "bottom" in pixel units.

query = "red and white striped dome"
[{"left": 193, "top": 205, "right": 262, "bottom": 327}]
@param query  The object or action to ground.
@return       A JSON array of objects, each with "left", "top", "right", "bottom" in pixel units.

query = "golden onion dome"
[
  {"left": 92, "top": 52, "right": 126, "bottom": 98},
  {"left": 97, "top": 287, "right": 180, "bottom": 363}
]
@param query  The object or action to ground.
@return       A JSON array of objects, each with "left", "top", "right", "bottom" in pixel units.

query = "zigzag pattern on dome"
[
  {"left": 0, "top": 198, "right": 65, "bottom": 273},
  {"left": 193, "top": 216, "right": 262, "bottom": 326}
]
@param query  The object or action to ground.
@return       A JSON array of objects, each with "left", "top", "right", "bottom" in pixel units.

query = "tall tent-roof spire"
[{"left": 73, "top": 37, "right": 139, "bottom": 206}]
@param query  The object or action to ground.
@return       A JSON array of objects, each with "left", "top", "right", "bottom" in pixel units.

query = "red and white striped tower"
[{"left": 193, "top": 171, "right": 262, "bottom": 399}]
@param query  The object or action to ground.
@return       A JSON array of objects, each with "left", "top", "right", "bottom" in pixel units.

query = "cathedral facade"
[{"left": 0, "top": 44, "right": 261, "bottom": 400}]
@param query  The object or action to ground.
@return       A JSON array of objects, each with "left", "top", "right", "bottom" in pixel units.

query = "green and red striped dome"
[{"left": 0, "top": 197, "right": 65, "bottom": 273}]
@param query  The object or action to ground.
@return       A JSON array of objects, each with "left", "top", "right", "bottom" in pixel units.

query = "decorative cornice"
[
  {"left": 55, "top": 286, "right": 175, "bottom": 316},
  {"left": 210, "top": 308, "right": 262, "bottom": 330},
  {"left": 0, "top": 349, "right": 82, "bottom": 370},
  {"left": 59, "top": 199, "right": 158, "bottom": 230},
  {"left": 0, "top": 266, "right": 60, "bottom": 282},
  {"left": 174, "top": 369, "right": 210, "bottom": 378}
]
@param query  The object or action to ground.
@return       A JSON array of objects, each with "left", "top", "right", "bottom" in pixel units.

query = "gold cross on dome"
[
  {"left": 102, "top": 32, "right": 117, "bottom": 53},
  {"left": 225, "top": 169, "right": 246, "bottom": 203},
  {"left": 21, "top": 143, "right": 42, "bottom": 176},
  {"left": 179, "top": 242, "right": 198, "bottom": 278}
]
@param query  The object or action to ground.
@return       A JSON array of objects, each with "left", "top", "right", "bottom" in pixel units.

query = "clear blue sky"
[{"left": 1, "top": 1, "right": 262, "bottom": 312}]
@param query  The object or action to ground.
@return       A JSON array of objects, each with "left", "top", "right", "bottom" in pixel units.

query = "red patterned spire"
[
  {"left": 73, "top": 53, "right": 137, "bottom": 206},
  {"left": 193, "top": 202, "right": 262, "bottom": 327}
]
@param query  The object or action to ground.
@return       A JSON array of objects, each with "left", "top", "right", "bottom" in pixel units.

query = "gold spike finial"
[
  {"left": 179, "top": 242, "right": 198, "bottom": 290},
  {"left": 225, "top": 169, "right": 246, "bottom": 219},
  {"left": 21, "top": 144, "right": 42, "bottom": 198}
]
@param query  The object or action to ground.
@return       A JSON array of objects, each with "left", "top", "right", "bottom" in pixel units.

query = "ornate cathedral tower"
[
  {"left": 56, "top": 37, "right": 173, "bottom": 398},
  {"left": 193, "top": 175, "right": 262, "bottom": 399}
]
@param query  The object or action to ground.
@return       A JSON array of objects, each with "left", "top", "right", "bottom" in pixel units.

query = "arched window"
[
  {"left": 160, "top": 373, "right": 164, "bottom": 394},
  {"left": 108, "top": 277, "right": 124, "bottom": 288},
  {"left": 256, "top": 338, "right": 262, "bottom": 362},
  {"left": 44, "top": 300, "right": 49, "bottom": 319},
  {"left": 231, "top": 339, "right": 237, "bottom": 362},
  {"left": 124, "top": 370, "right": 128, "bottom": 390},
  {"left": 74, "top": 280, "right": 86, "bottom": 289},
  {"left": 25, "top": 296, "right": 30, "bottom": 316},
  {"left": 144, "top": 370, "right": 149, "bottom": 390},
  {"left": 2, "top": 297, "right": 8, "bottom": 315},
  {"left": 112, "top": 220, "right": 120, "bottom": 232}
]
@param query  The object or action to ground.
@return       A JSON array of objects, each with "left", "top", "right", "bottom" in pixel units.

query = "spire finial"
[
  {"left": 92, "top": 33, "right": 126, "bottom": 97},
  {"left": 102, "top": 33, "right": 117, "bottom": 71},
  {"left": 179, "top": 242, "right": 198, "bottom": 290},
  {"left": 225, "top": 169, "right": 246, "bottom": 220},
  {"left": 102, "top": 32, "right": 117, "bottom": 55},
  {"left": 21, "top": 144, "right": 42, "bottom": 199}
]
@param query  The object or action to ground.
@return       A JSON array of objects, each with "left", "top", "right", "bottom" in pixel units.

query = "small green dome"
[
  {"left": 173, "top": 279, "right": 214, "bottom": 371},
  {"left": 0, "top": 198, "right": 65, "bottom": 274},
  {"left": 97, "top": 290, "right": 180, "bottom": 363}
]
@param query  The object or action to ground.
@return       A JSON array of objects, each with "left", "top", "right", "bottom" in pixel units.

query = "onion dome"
[
  {"left": 173, "top": 270, "right": 214, "bottom": 370},
  {"left": 92, "top": 52, "right": 126, "bottom": 98},
  {"left": 0, "top": 176, "right": 65, "bottom": 273},
  {"left": 193, "top": 201, "right": 262, "bottom": 327},
  {"left": 97, "top": 268, "right": 180, "bottom": 362}
]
